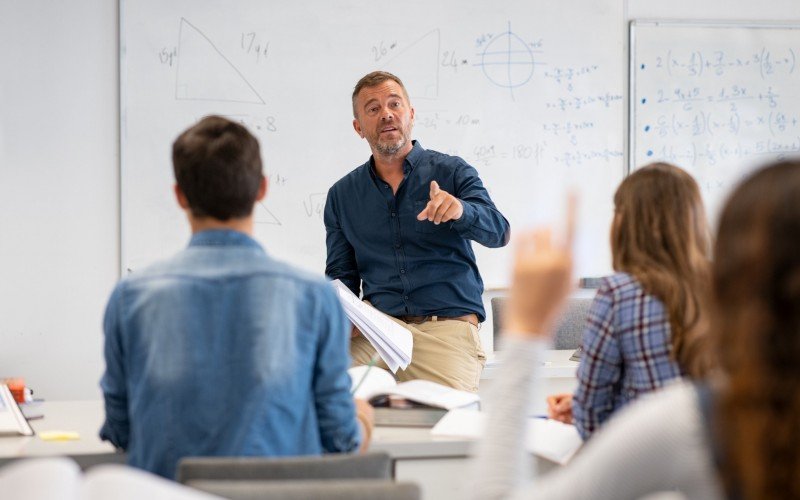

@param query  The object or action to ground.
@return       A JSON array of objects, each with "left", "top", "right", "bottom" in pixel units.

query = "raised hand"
[{"left": 506, "top": 196, "right": 576, "bottom": 338}]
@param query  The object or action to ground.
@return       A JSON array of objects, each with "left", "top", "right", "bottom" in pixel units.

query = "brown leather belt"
[{"left": 397, "top": 313, "right": 479, "bottom": 328}]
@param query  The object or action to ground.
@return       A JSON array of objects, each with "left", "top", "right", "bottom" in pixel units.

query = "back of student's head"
[
  {"left": 611, "top": 162, "right": 711, "bottom": 375},
  {"left": 712, "top": 160, "right": 800, "bottom": 499},
  {"left": 172, "top": 116, "right": 263, "bottom": 220}
]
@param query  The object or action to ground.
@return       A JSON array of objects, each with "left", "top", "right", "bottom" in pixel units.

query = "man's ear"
[
  {"left": 353, "top": 118, "right": 364, "bottom": 138},
  {"left": 256, "top": 176, "right": 268, "bottom": 202},
  {"left": 174, "top": 184, "right": 190, "bottom": 210}
]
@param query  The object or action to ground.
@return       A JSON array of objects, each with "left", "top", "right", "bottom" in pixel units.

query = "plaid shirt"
[{"left": 572, "top": 272, "right": 682, "bottom": 440}]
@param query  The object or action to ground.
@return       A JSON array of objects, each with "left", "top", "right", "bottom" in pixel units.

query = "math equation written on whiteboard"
[{"left": 632, "top": 24, "right": 800, "bottom": 207}]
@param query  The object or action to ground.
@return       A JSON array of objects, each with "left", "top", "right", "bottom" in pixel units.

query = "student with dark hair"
[
  {"left": 472, "top": 160, "right": 800, "bottom": 499},
  {"left": 100, "top": 116, "right": 373, "bottom": 479},
  {"left": 548, "top": 163, "right": 711, "bottom": 439}
]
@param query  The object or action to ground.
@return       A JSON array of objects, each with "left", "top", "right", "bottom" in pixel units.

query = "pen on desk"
[{"left": 351, "top": 353, "right": 380, "bottom": 395}]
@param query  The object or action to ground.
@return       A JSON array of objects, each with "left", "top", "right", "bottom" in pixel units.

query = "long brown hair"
[
  {"left": 611, "top": 163, "right": 711, "bottom": 375},
  {"left": 712, "top": 161, "right": 800, "bottom": 499}
]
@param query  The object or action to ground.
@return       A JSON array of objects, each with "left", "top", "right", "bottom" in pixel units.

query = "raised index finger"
[{"left": 430, "top": 180, "right": 441, "bottom": 198}]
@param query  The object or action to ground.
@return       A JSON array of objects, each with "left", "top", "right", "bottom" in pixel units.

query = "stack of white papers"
[
  {"left": 431, "top": 408, "right": 583, "bottom": 464},
  {"left": 332, "top": 280, "right": 413, "bottom": 372}
]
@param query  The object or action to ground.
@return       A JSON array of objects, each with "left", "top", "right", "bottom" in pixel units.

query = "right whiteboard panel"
[{"left": 630, "top": 22, "right": 800, "bottom": 219}]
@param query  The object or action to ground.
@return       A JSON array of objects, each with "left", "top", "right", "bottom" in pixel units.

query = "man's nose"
[{"left": 381, "top": 108, "right": 394, "bottom": 121}]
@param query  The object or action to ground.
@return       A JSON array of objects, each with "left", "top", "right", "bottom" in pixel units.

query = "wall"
[
  {"left": 1, "top": 0, "right": 799, "bottom": 399},
  {"left": 0, "top": 0, "right": 119, "bottom": 399}
]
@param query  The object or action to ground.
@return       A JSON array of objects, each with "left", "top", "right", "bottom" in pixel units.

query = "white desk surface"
[
  {"left": 0, "top": 400, "right": 114, "bottom": 459},
  {"left": 0, "top": 350, "right": 578, "bottom": 461},
  {"left": 0, "top": 400, "right": 472, "bottom": 461}
]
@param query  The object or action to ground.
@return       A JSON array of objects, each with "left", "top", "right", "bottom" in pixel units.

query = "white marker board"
[
  {"left": 631, "top": 21, "right": 800, "bottom": 220},
  {"left": 121, "top": 0, "right": 626, "bottom": 287}
]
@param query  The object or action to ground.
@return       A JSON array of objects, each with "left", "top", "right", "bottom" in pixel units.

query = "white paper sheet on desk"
[
  {"left": 431, "top": 408, "right": 583, "bottom": 465},
  {"left": 389, "top": 380, "right": 480, "bottom": 410},
  {"left": 331, "top": 280, "right": 413, "bottom": 372}
]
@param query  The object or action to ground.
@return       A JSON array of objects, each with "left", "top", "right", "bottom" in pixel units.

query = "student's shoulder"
[
  {"left": 615, "top": 379, "right": 701, "bottom": 432},
  {"left": 114, "top": 254, "right": 184, "bottom": 288},
  {"left": 597, "top": 272, "right": 646, "bottom": 300},
  {"left": 249, "top": 255, "right": 332, "bottom": 291}
]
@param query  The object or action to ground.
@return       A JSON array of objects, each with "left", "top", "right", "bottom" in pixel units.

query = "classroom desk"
[{"left": 0, "top": 350, "right": 578, "bottom": 500}]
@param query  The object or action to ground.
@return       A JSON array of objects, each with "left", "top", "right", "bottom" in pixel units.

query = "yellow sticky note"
[{"left": 39, "top": 430, "right": 81, "bottom": 441}]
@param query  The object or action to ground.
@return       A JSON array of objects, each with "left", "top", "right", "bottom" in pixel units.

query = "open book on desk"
[
  {"left": 0, "top": 458, "right": 219, "bottom": 499},
  {"left": 0, "top": 384, "right": 34, "bottom": 437},
  {"left": 349, "top": 366, "right": 480, "bottom": 427},
  {"left": 331, "top": 280, "right": 413, "bottom": 372}
]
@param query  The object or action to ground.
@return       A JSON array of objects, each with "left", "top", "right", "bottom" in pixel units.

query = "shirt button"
[
  {"left": 404, "top": 296, "right": 409, "bottom": 300},
  {"left": 384, "top": 184, "right": 390, "bottom": 189},
  {"left": 395, "top": 243, "right": 401, "bottom": 248},
  {"left": 391, "top": 212, "right": 396, "bottom": 217},
  {"left": 400, "top": 269, "right": 405, "bottom": 274}
]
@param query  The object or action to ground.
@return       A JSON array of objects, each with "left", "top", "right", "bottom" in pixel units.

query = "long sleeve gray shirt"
[{"left": 470, "top": 336, "right": 724, "bottom": 500}]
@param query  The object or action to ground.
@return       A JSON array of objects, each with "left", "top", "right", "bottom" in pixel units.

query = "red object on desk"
[{"left": 4, "top": 378, "right": 27, "bottom": 404}]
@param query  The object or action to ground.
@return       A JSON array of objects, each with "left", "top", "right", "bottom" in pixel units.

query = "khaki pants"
[{"left": 351, "top": 316, "right": 486, "bottom": 393}]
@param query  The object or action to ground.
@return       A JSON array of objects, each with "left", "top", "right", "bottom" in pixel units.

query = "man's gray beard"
[{"left": 375, "top": 136, "right": 407, "bottom": 156}]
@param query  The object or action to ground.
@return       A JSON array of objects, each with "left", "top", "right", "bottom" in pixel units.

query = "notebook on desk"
[{"left": 349, "top": 366, "right": 480, "bottom": 427}]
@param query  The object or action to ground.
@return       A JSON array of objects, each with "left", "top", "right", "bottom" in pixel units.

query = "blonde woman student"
[
  {"left": 548, "top": 163, "right": 711, "bottom": 439},
  {"left": 472, "top": 160, "right": 800, "bottom": 499}
]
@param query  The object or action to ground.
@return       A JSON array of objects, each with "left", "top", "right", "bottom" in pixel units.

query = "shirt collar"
[
  {"left": 403, "top": 140, "right": 424, "bottom": 172},
  {"left": 367, "top": 140, "right": 424, "bottom": 179},
  {"left": 189, "top": 229, "right": 263, "bottom": 250}
]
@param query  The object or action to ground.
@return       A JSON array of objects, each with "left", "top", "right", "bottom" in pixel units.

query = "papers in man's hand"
[
  {"left": 432, "top": 408, "right": 583, "bottom": 464},
  {"left": 332, "top": 280, "right": 413, "bottom": 372},
  {"left": 348, "top": 366, "right": 480, "bottom": 410}
]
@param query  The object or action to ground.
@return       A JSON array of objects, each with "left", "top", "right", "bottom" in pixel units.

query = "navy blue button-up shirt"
[{"left": 324, "top": 141, "right": 510, "bottom": 322}]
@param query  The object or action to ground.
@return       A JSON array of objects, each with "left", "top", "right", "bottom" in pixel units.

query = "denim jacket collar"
[{"left": 189, "top": 229, "right": 263, "bottom": 250}]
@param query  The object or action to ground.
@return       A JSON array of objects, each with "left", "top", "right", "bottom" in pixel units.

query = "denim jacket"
[{"left": 100, "top": 230, "right": 360, "bottom": 478}]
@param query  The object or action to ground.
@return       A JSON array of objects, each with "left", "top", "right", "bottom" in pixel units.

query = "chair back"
[
  {"left": 177, "top": 452, "right": 392, "bottom": 483},
  {"left": 186, "top": 479, "right": 421, "bottom": 500},
  {"left": 492, "top": 296, "right": 593, "bottom": 349}
]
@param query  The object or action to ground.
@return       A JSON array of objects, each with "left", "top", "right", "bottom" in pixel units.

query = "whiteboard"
[
  {"left": 121, "top": 0, "right": 625, "bottom": 287},
  {"left": 630, "top": 21, "right": 800, "bottom": 220}
]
